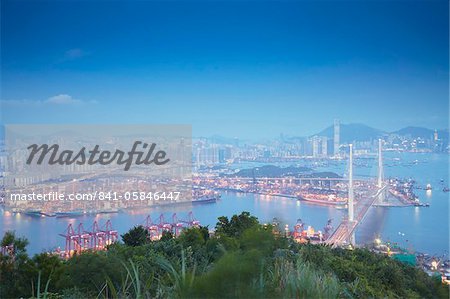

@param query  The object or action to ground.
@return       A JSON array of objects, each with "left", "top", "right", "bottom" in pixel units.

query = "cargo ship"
[
  {"left": 24, "top": 209, "right": 44, "bottom": 217},
  {"left": 24, "top": 209, "right": 56, "bottom": 217},
  {"left": 192, "top": 196, "right": 218, "bottom": 204},
  {"left": 151, "top": 195, "right": 220, "bottom": 207},
  {"left": 55, "top": 210, "right": 84, "bottom": 218},
  {"left": 96, "top": 208, "right": 119, "bottom": 214},
  {"left": 389, "top": 189, "right": 429, "bottom": 207},
  {"left": 297, "top": 194, "right": 346, "bottom": 206}
]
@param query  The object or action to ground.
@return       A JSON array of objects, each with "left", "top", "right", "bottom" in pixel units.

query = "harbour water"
[{"left": 0, "top": 152, "right": 448, "bottom": 256}]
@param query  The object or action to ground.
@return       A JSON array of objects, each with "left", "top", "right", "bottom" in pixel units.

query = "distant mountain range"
[
  {"left": 315, "top": 123, "right": 449, "bottom": 143},
  {"left": 197, "top": 124, "right": 449, "bottom": 145},
  {"left": 392, "top": 126, "right": 447, "bottom": 140},
  {"left": 1, "top": 124, "right": 447, "bottom": 145},
  {"left": 316, "top": 123, "right": 382, "bottom": 143}
]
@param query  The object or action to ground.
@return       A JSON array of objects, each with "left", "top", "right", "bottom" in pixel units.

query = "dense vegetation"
[{"left": 0, "top": 212, "right": 448, "bottom": 298}]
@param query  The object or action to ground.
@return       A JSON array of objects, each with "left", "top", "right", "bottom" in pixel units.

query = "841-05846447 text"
[{"left": 9, "top": 191, "right": 181, "bottom": 201}]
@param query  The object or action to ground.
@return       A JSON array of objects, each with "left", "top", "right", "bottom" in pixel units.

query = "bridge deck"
[{"left": 325, "top": 185, "right": 386, "bottom": 247}]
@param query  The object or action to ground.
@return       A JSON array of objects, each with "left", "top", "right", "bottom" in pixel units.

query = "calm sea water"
[{"left": 1, "top": 152, "right": 448, "bottom": 256}]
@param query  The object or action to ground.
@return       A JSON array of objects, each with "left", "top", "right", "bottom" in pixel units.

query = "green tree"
[
  {"left": 160, "top": 230, "right": 174, "bottom": 242},
  {"left": 121, "top": 225, "right": 149, "bottom": 247},
  {"left": 56, "top": 252, "right": 123, "bottom": 296},
  {"left": 0, "top": 231, "right": 34, "bottom": 298},
  {"left": 215, "top": 211, "right": 258, "bottom": 237},
  {"left": 31, "top": 253, "right": 64, "bottom": 295},
  {"left": 1, "top": 230, "right": 29, "bottom": 255},
  {"left": 178, "top": 227, "right": 205, "bottom": 249}
]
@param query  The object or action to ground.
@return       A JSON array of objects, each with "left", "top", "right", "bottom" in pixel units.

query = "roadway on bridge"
[{"left": 326, "top": 185, "right": 387, "bottom": 247}]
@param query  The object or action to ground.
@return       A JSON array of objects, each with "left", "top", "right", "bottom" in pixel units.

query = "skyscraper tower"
[
  {"left": 196, "top": 147, "right": 201, "bottom": 169},
  {"left": 312, "top": 136, "right": 320, "bottom": 158},
  {"left": 348, "top": 144, "right": 354, "bottom": 222},
  {"left": 334, "top": 119, "right": 340, "bottom": 157},
  {"left": 321, "top": 136, "right": 328, "bottom": 157},
  {"left": 377, "top": 139, "right": 385, "bottom": 202}
]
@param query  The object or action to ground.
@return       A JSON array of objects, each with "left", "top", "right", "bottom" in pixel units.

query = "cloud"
[
  {"left": 1, "top": 94, "right": 98, "bottom": 106},
  {"left": 45, "top": 94, "right": 82, "bottom": 105}
]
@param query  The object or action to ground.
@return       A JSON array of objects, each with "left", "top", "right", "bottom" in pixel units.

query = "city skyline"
[{"left": 1, "top": 0, "right": 448, "bottom": 139}]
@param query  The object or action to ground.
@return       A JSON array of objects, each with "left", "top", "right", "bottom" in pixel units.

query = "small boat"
[
  {"left": 443, "top": 187, "right": 450, "bottom": 193},
  {"left": 425, "top": 184, "right": 432, "bottom": 190}
]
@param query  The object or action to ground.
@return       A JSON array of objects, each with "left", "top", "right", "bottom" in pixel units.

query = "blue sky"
[{"left": 1, "top": 0, "right": 448, "bottom": 139}]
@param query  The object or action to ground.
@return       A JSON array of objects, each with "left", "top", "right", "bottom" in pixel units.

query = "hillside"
[
  {"left": 1, "top": 212, "right": 448, "bottom": 298},
  {"left": 394, "top": 126, "right": 449, "bottom": 141},
  {"left": 314, "top": 123, "right": 448, "bottom": 143},
  {"left": 316, "top": 123, "right": 384, "bottom": 143}
]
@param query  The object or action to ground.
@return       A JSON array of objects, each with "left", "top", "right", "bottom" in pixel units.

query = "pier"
[{"left": 56, "top": 211, "right": 200, "bottom": 258}]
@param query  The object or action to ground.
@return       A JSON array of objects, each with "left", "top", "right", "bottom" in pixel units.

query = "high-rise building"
[
  {"left": 218, "top": 149, "right": 226, "bottom": 163},
  {"left": 321, "top": 136, "right": 328, "bottom": 157},
  {"left": 312, "top": 136, "right": 320, "bottom": 157},
  {"left": 333, "top": 119, "right": 340, "bottom": 156}
]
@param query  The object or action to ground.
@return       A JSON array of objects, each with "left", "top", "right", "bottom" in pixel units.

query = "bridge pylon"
[
  {"left": 377, "top": 139, "right": 386, "bottom": 203},
  {"left": 349, "top": 232, "right": 356, "bottom": 248},
  {"left": 348, "top": 144, "right": 355, "bottom": 247},
  {"left": 348, "top": 144, "right": 354, "bottom": 222}
]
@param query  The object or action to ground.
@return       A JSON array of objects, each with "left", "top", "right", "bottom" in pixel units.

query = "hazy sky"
[{"left": 1, "top": 0, "right": 448, "bottom": 139}]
